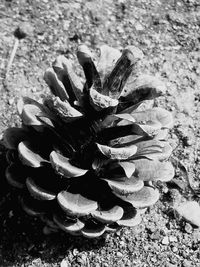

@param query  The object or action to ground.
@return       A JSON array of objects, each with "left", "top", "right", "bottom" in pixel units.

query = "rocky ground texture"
[{"left": 0, "top": 0, "right": 200, "bottom": 266}]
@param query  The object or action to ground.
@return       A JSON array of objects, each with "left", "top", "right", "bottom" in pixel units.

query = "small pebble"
[
  {"left": 63, "top": 20, "right": 70, "bottom": 31},
  {"left": 8, "top": 98, "right": 14, "bottom": 105},
  {"left": 116, "top": 252, "right": 123, "bottom": 257},
  {"left": 162, "top": 236, "right": 169, "bottom": 245},
  {"left": 73, "top": 248, "right": 79, "bottom": 256},
  {"left": 151, "top": 230, "right": 161, "bottom": 240},
  {"left": 192, "top": 230, "right": 200, "bottom": 242},
  {"left": 119, "top": 240, "right": 125, "bottom": 247},
  {"left": 172, "top": 246, "right": 178, "bottom": 253},
  {"left": 182, "top": 259, "right": 192, "bottom": 267},
  {"left": 14, "top": 22, "right": 34, "bottom": 39},
  {"left": 60, "top": 259, "right": 70, "bottom": 267},
  {"left": 175, "top": 201, "right": 200, "bottom": 228},
  {"left": 169, "top": 236, "right": 178, "bottom": 242},
  {"left": 185, "top": 223, "right": 193, "bottom": 234},
  {"left": 183, "top": 136, "right": 193, "bottom": 146},
  {"left": 134, "top": 22, "right": 144, "bottom": 31}
]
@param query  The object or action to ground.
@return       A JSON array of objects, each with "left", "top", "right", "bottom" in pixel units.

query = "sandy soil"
[{"left": 0, "top": 0, "right": 200, "bottom": 266}]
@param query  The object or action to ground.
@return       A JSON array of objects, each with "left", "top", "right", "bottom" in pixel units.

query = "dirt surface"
[{"left": 0, "top": 0, "right": 200, "bottom": 266}]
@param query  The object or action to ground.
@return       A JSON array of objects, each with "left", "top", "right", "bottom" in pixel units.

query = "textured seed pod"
[{"left": 2, "top": 45, "right": 174, "bottom": 238}]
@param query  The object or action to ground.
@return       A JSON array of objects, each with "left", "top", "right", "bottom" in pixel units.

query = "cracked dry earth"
[{"left": 0, "top": 0, "right": 200, "bottom": 266}]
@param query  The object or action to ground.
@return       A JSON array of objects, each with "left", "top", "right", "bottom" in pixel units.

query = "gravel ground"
[{"left": 0, "top": 0, "right": 200, "bottom": 266}]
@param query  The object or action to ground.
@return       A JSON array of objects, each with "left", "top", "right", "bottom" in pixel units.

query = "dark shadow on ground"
[
  {"left": 0, "top": 147, "right": 106, "bottom": 266},
  {"left": 0, "top": 200, "right": 106, "bottom": 266}
]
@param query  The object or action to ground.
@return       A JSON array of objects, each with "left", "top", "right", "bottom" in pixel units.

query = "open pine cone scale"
[{"left": 3, "top": 45, "right": 174, "bottom": 238}]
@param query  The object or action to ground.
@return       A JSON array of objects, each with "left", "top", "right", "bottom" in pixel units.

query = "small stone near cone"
[
  {"left": 14, "top": 22, "right": 34, "bottom": 40},
  {"left": 175, "top": 201, "right": 200, "bottom": 228}
]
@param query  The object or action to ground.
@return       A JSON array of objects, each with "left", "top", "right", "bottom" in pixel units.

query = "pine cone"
[{"left": 3, "top": 45, "right": 174, "bottom": 238}]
